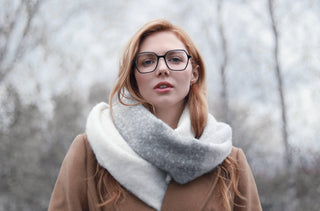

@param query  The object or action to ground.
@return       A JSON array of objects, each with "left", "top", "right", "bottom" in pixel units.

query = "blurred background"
[{"left": 0, "top": 0, "right": 319, "bottom": 210}]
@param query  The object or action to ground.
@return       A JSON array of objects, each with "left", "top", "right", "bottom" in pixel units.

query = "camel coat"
[{"left": 48, "top": 134, "right": 262, "bottom": 211}]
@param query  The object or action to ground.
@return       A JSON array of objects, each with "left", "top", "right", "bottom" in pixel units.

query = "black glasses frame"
[{"left": 133, "top": 49, "right": 192, "bottom": 74}]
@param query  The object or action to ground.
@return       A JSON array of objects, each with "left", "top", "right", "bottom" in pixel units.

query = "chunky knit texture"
[{"left": 86, "top": 101, "right": 232, "bottom": 210}]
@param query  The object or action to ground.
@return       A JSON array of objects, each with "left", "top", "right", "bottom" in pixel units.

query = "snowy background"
[{"left": 1, "top": 0, "right": 319, "bottom": 210}]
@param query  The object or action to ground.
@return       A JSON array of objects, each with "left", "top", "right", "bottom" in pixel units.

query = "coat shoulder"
[
  {"left": 49, "top": 133, "right": 103, "bottom": 211},
  {"left": 229, "top": 146, "right": 245, "bottom": 160},
  {"left": 70, "top": 133, "right": 95, "bottom": 159},
  {"left": 228, "top": 147, "right": 263, "bottom": 211}
]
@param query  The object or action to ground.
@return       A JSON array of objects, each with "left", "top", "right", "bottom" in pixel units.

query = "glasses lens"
[
  {"left": 165, "top": 50, "right": 188, "bottom": 71},
  {"left": 135, "top": 53, "right": 157, "bottom": 73}
]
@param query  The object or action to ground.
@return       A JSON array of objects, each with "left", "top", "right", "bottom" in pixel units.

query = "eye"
[
  {"left": 136, "top": 53, "right": 157, "bottom": 67},
  {"left": 168, "top": 57, "right": 183, "bottom": 63},
  {"left": 167, "top": 55, "right": 185, "bottom": 64},
  {"left": 166, "top": 51, "right": 186, "bottom": 64},
  {"left": 141, "top": 58, "right": 156, "bottom": 67}
]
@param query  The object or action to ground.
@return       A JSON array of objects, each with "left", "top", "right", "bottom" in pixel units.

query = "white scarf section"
[{"left": 86, "top": 102, "right": 232, "bottom": 211}]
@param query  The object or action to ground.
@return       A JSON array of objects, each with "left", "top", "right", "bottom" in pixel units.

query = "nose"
[{"left": 156, "top": 57, "right": 170, "bottom": 76}]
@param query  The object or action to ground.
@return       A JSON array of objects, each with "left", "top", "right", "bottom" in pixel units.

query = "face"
[{"left": 134, "top": 31, "right": 198, "bottom": 111}]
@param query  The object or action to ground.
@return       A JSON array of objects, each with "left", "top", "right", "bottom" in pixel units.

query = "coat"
[{"left": 48, "top": 134, "right": 262, "bottom": 211}]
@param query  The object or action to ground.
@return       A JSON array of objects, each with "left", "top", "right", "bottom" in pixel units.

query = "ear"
[{"left": 190, "top": 65, "right": 199, "bottom": 85}]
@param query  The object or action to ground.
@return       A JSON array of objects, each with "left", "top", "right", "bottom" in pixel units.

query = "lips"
[
  {"left": 154, "top": 81, "right": 173, "bottom": 89},
  {"left": 154, "top": 81, "right": 173, "bottom": 93}
]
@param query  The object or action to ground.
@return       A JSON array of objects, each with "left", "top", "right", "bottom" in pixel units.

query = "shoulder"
[
  {"left": 48, "top": 134, "right": 94, "bottom": 210},
  {"left": 228, "top": 146, "right": 248, "bottom": 164},
  {"left": 227, "top": 147, "right": 254, "bottom": 176},
  {"left": 63, "top": 134, "right": 95, "bottom": 166},
  {"left": 58, "top": 134, "right": 98, "bottom": 182},
  {"left": 228, "top": 147, "right": 259, "bottom": 193},
  {"left": 228, "top": 149, "right": 262, "bottom": 210},
  {"left": 67, "top": 134, "right": 89, "bottom": 155}
]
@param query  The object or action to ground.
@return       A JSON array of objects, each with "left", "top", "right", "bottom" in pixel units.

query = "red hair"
[
  {"left": 109, "top": 19, "right": 207, "bottom": 138},
  {"left": 95, "top": 19, "right": 244, "bottom": 210}
]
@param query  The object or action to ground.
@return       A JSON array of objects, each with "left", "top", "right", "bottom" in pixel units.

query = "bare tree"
[
  {"left": 268, "top": 0, "right": 291, "bottom": 170},
  {"left": 197, "top": 0, "right": 230, "bottom": 123},
  {"left": 0, "top": 0, "right": 43, "bottom": 83},
  {"left": 267, "top": 0, "right": 295, "bottom": 210},
  {"left": 216, "top": 0, "right": 231, "bottom": 124}
]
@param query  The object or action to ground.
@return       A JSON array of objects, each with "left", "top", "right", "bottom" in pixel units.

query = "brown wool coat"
[{"left": 48, "top": 134, "right": 262, "bottom": 211}]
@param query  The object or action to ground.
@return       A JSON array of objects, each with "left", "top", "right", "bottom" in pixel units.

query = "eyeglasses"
[{"left": 133, "top": 49, "right": 192, "bottom": 74}]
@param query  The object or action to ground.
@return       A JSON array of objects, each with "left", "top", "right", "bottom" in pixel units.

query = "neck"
[{"left": 153, "top": 103, "right": 185, "bottom": 129}]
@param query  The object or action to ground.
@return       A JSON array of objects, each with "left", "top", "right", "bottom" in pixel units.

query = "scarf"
[{"left": 86, "top": 100, "right": 232, "bottom": 210}]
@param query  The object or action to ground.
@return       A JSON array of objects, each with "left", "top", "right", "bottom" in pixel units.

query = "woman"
[{"left": 49, "top": 19, "right": 262, "bottom": 211}]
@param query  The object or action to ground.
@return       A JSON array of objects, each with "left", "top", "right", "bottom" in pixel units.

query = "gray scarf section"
[{"left": 112, "top": 98, "right": 232, "bottom": 184}]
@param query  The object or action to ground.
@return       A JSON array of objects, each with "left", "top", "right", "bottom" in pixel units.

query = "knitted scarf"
[{"left": 86, "top": 100, "right": 232, "bottom": 210}]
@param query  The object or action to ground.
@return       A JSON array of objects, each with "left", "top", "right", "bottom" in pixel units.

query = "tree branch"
[{"left": 217, "top": 0, "right": 230, "bottom": 123}]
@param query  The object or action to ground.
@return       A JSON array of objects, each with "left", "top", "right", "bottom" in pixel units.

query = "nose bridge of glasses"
[{"left": 157, "top": 55, "right": 169, "bottom": 69}]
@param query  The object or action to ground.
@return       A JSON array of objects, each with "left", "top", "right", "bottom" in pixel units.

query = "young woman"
[{"left": 49, "top": 19, "right": 262, "bottom": 211}]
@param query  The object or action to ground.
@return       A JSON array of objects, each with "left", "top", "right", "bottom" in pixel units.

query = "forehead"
[{"left": 138, "top": 31, "right": 187, "bottom": 54}]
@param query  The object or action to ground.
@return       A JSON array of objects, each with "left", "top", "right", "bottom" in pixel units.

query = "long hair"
[
  {"left": 109, "top": 19, "right": 207, "bottom": 138},
  {"left": 96, "top": 19, "right": 244, "bottom": 210}
]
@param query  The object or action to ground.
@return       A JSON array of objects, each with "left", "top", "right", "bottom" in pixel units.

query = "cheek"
[
  {"left": 134, "top": 71, "right": 150, "bottom": 93},
  {"left": 173, "top": 74, "right": 191, "bottom": 97},
  {"left": 179, "top": 69, "right": 193, "bottom": 88}
]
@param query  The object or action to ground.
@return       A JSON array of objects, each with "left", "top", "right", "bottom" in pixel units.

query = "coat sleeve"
[
  {"left": 234, "top": 148, "right": 262, "bottom": 211},
  {"left": 48, "top": 135, "right": 89, "bottom": 211}
]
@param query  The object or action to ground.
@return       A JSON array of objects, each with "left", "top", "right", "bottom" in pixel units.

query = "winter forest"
[{"left": 0, "top": 0, "right": 319, "bottom": 210}]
